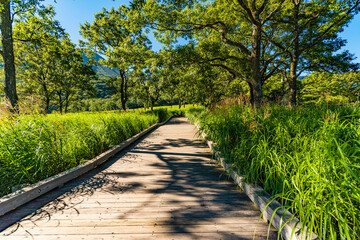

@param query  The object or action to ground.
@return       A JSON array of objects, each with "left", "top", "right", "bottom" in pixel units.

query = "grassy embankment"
[
  {"left": 186, "top": 104, "right": 360, "bottom": 240},
  {"left": 0, "top": 107, "right": 185, "bottom": 197}
]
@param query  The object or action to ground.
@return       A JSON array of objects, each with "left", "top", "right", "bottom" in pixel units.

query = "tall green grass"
[
  {"left": 188, "top": 104, "right": 360, "bottom": 240},
  {"left": 0, "top": 108, "right": 174, "bottom": 197}
]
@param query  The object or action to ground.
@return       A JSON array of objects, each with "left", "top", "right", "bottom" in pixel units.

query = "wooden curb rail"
[
  {"left": 194, "top": 123, "right": 319, "bottom": 240},
  {"left": 0, "top": 117, "right": 173, "bottom": 217}
]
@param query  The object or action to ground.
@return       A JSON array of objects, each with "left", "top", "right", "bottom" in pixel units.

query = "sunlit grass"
[
  {"left": 0, "top": 108, "right": 177, "bottom": 197},
  {"left": 188, "top": 104, "right": 360, "bottom": 240}
]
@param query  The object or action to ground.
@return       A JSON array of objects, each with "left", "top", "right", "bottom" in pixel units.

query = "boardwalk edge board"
[
  {"left": 0, "top": 116, "right": 172, "bottom": 217},
  {"left": 194, "top": 123, "right": 319, "bottom": 240}
]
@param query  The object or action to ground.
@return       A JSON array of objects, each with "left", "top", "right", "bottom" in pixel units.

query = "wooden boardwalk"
[{"left": 0, "top": 118, "right": 278, "bottom": 240}]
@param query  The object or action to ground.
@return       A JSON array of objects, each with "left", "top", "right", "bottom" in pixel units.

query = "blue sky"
[{"left": 44, "top": 0, "right": 360, "bottom": 63}]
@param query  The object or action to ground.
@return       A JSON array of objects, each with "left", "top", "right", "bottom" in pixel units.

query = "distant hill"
[{"left": 82, "top": 53, "right": 120, "bottom": 78}]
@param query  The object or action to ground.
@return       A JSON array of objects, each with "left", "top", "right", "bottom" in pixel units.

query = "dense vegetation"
[
  {"left": 187, "top": 103, "right": 360, "bottom": 239},
  {"left": 0, "top": 0, "right": 359, "bottom": 239},
  {"left": 0, "top": 108, "right": 182, "bottom": 197},
  {"left": 0, "top": 0, "right": 358, "bottom": 112}
]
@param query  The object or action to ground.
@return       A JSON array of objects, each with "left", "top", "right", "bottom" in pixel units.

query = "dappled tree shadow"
[
  {"left": 112, "top": 118, "right": 279, "bottom": 239},
  {"left": 0, "top": 157, "right": 144, "bottom": 235},
  {"left": 1, "top": 118, "right": 279, "bottom": 239}
]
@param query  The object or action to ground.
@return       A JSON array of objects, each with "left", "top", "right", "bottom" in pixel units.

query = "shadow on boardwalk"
[{"left": 1, "top": 117, "right": 278, "bottom": 239}]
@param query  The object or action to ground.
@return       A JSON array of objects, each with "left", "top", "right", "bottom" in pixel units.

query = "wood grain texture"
[
  {"left": 0, "top": 120, "right": 164, "bottom": 217},
  {"left": 1, "top": 118, "right": 279, "bottom": 240}
]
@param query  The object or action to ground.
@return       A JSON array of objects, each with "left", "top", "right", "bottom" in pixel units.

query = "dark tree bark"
[
  {"left": 119, "top": 69, "right": 128, "bottom": 111},
  {"left": 247, "top": 82, "right": 254, "bottom": 104},
  {"left": 0, "top": 0, "right": 18, "bottom": 110},
  {"left": 289, "top": 1, "right": 300, "bottom": 106},
  {"left": 150, "top": 92, "right": 160, "bottom": 111},
  {"left": 250, "top": 24, "right": 263, "bottom": 107},
  {"left": 289, "top": 57, "right": 299, "bottom": 106},
  {"left": 150, "top": 100, "right": 154, "bottom": 111},
  {"left": 44, "top": 95, "right": 50, "bottom": 113},
  {"left": 64, "top": 94, "right": 71, "bottom": 113},
  {"left": 56, "top": 91, "right": 63, "bottom": 114},
  {"left": 42, "top": 83, "right": 51, "bottom": 114}
]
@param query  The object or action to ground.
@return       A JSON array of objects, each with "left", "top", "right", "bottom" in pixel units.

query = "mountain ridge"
[{"left": 82, "top": 53, "right": 120, "bottom": 78}]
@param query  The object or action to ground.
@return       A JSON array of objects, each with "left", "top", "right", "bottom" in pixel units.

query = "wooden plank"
[
  {"left": 3, "top": 211, "right": 268, "bottom": 223},
  {"left": 8, "top": 217, "right": 268, "bottom": 228},
  {"left": 1, "top": 118, "right": 279, "bottom": 240},
  {"left": 15, "top": 201, "right": 258, "bottom": 210},
  {"left": 0, "top": 121, "right": 166, "bottom": 217},
  {"left": 4, "top": 224, "right": 273, "bottom": 235},
  {"left": 2, "top": 232, "right": 275, "bottom": 240}
]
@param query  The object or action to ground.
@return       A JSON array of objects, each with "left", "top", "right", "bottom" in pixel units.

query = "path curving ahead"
[{"left": 0, "top": 117, "right": 277, "bottom": 240}]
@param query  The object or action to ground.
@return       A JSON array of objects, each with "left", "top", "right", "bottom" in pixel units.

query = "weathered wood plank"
[
  {"left": 4, "top": 224, "right": 273, "bottom": 235},
  {"left": 8, "top": 217, "right": 268, "bottom": 228},
  {"left": 0, "top": 118, "right": 279, "bottom": 239},
  {"left": 3, "top": 232, "right": 274, "bottom": 240}
]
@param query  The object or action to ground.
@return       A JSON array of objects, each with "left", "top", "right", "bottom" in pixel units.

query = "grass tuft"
[{"left": 188, "top": 104, "right": 360, "bottom": 240}]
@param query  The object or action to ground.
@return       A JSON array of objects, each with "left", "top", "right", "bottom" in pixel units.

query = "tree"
[
  {"left": 134, "top": 0, "right": 286, "bottom": 107},
  {"left": 0, "top": 0, "right": 45, "bottom": 110},
  {"left": 133, "top": 51, "right": 167, "bottom": 110},
  {"left": 53, "top": 39, "right": 97, "bottom": 113},
  {"left": 0, "top": 0, "right": 17, "bottom": 110},
  {"left": 266, "top": 0, "right": 360, "bottom": 105},
  {"left": 80, "top": 5, "right": 152, "bottom": 110},
  {"left": 14, "top": 6, "right": 64, "bottom": 113},
  {"left": 301, "top": 71, "right": 360, "bottom": 104},
  {"left": 15, "top": 7, "right": 96, "bottom": 113}
]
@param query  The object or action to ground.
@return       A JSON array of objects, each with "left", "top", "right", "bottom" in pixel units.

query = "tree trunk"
[
  {"left": 57, "top": 92, "right": 63, "bottom": 114},
  {"left": 151, "top": 100, "right": 154, "bottom": 111},
  {"left": 289, "top": 2, "right": 300, "bottom": 106},
  {"left": 289, "top": 59, "right": 298, "bottom": 106},
  {"left": 252, "top": 81, "right": 263, "bottom": 108},
  {"left": 44, "top": 95, "right": 50, "bottom": 114},
  {"left": 119, "top": 70, "right": 128, "bottom": 111},
  {"left": 0, "top": 0, "right": 18, "bottom": 111},
  {"left": 64, "top": 94, "right": 71, "bottom": 113},
  {"left": 248, "top": 82, "right": 254, "bottom": 105},
  {"left": 178, "top": 98, "right": 181, "bottom": 109},
  {"left": 42, "top": 83, "right": 50, "bottom": 114},
  {"left": 250, "top": 24, "right": 263, "bottom": 107}
]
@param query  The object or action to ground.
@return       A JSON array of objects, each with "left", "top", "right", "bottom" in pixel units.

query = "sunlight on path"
[{"left": 0, "top": 117, "right": 277, "bottom": 240}]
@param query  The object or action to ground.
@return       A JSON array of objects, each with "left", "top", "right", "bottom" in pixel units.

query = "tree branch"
[
  {"left": 210, "top": 63, "right": 250, "bottom": 82},
  {"left": 301, "top": 0, "right": 360, "bottom": 53},
  {"left": 262, "top": 0, "right": 286, "bottom": 25}
]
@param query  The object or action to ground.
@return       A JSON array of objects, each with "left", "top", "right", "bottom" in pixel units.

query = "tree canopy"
[{"left": 0, "top": 0, "right": 359, "bottom": 112}]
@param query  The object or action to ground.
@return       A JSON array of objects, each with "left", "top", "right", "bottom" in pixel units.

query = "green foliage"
[
  {"left": 133, "top": 51, "right": 170, "bottom": 109},
  {"left": 80, "top": 4, "right": 153, "bottom": 110},
  {"left": 132, "top": 0, "right": 359, "bottom": 106},
  {"left": 301, "top": 71, "right": 360, "bottom": 104},
  {"left": 14, "top": 7, "right": 96, "bottom": 113},
  {"left": 191, "top": 103, "right": 360, "bottom": 239},
  {"left": 71, "top": 98, "right": 122, "bottom": 112}
]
